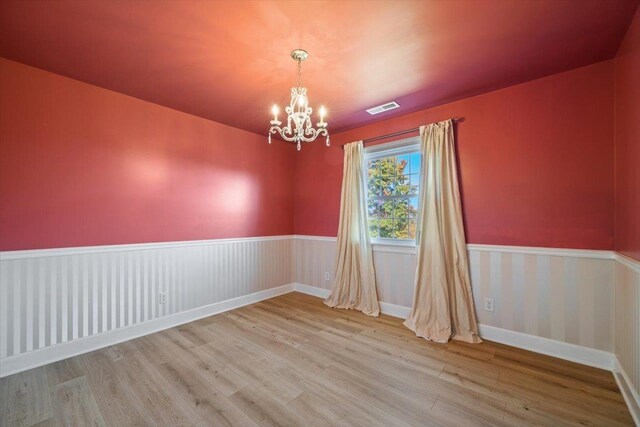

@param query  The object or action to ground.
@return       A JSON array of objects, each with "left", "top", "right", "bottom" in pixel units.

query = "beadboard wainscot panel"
[
  {"left": 3, "top": 232, "right": 638, "bottom": 422},
  {"left": 293, "top": 235, "right": 337, "bottom": 292},
  {"left": 614, "top": 253, "right": 640, "bottom": 424},
  {"left": 468, "top": 244, "right": 614, "bottom": 353},
  {"left": 0, "top": 236, "right": 293, "bottom": 377}
]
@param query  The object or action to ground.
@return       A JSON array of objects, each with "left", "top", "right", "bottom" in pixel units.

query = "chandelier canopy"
[{"left": 269, "top": 49, "right": 329, "bottom": 151}]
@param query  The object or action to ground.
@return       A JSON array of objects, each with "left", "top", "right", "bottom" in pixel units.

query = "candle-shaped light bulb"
[
  {"left": 298, "top": 95, "right": 305, "bottom": 107},
  {"left": 319, "top": 105, "right": 326, "bottom": 122},
  {"left": 271, "top": 105, "right": 279, "bottom": 121}
]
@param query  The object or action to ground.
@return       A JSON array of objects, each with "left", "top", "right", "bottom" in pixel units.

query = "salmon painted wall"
[
  {"left": 293, "top": 61, "right": 615, "bottom": 250},
  {"left": 614, "top": 7, "right": 640, "bottom": 262},
  {"left": 0, "top": 59, "right": 294, "bottom": 251}
]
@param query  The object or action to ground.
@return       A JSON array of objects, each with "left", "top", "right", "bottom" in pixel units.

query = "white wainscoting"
[
  {"left": 614, "top": 253, "right": 640, "bottom": 423},
  {"left": 0, "top": 236, "right": 293, "bottom": 377},
  {"left": 1, "top": 233, "right": 638, "bottom": 420}
]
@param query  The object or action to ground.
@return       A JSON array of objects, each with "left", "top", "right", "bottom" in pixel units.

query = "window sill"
[{"left": 371, "top": 240, "right": 417, "bottom": 254}]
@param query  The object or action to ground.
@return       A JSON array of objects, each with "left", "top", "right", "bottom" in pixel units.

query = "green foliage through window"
[{"left": 366, "top": 152, "right": 420, "bottom": 240}]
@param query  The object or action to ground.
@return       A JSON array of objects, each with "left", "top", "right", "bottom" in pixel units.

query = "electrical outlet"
[
  {"left": 159, "top": 291, "right": 167, "bottom": 305},
  {"left": 484, "top": 297, "right": 495, "bottom": 312},
  {"left": 325, "top": 272, "right": 330, "bottom": 281}
]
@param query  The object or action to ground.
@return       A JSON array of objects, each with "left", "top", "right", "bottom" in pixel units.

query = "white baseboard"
[
  {"left": 293, "top": 283, "right": 330, "bottom": 299},
  {"left": 378, "top": 301, "right": 411, "bottom": 318},
  {"left": 478, "top": 324, "right": 615, "bottom": 370},
  {"left": 292, "top": 283, "right": 411, "bottom": 319},
  {"left": 614, "top": 357, "right": 640, "bottom": 426},
  {"left": 0, "top": 283, "right": 295, "bottom": 378},
  {"left": 293, "top": 283, "right": 617, "bottom": 372}
]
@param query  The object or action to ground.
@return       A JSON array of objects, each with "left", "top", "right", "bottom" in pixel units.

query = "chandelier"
[{"left": 268, "top": 49, "right": 329, "bottom": 151}]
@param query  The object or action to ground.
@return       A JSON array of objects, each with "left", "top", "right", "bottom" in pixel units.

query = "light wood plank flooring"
[{"left": 0, "top": 292, "right": 634, "bottom": 426}]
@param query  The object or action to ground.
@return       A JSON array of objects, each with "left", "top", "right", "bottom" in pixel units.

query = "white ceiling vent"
[{"left": 366, "top": 101, "right": 400, "bottom": 115}]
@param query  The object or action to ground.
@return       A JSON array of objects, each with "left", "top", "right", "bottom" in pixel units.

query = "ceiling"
[{"left": 1, "top": 0, "right": 638, "bottom": 135}]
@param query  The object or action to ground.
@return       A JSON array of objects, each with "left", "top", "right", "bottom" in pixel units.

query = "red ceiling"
[{"left": 1, "top": 0, "right": 637, "bottom": 135}]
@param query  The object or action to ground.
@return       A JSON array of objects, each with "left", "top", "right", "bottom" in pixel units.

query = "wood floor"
[{"left": 0, "top": 292, "right": 634, "bottom": 427}]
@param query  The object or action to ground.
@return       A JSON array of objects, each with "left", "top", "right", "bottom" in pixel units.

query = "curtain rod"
[{"left": 340, "top": 117, "right": 461, "bottom": 148}]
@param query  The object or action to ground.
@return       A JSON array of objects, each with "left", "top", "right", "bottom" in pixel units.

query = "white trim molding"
[
  {"left": 616, "top": 252, "right": 640, "bottom": 273},
  {"left": 378, "top": 301, "right": 412, "bottom": 319},
  {"left": 293, "top": 283, "right": 330, "bottom": 299},
  {"left": 363, "top": 135, "right": 420, "bottom": 158},
  {"left": 372, "top": 243, "right": 417, "bottom": 254},
  {"left": 292, "top": 283, "right": 413, "bottom": 319},
  {"left": 478, "top": 324, "right": 615, "bottom": 370},
  {"left": 614, "top": 356, "right": 640, "bottom": 426},
  {"left": 0, "top": 234, "right": 294, "bottom": 260},
  {"left": 293, "top": 235, "right": 615, "bottom": 260},
  {"left": 467, "top": 244, "right": 614, "bottom": 260},
  {"left": 0, "top": 283, "right": 295, "bottom": 378},
  {"left": 292, "top": 235, "right": 337, "bottom": 242}
]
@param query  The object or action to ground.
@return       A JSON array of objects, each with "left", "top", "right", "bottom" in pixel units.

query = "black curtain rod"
[{"left": 340, "top": 117, "right": 461, "bottom": 148}]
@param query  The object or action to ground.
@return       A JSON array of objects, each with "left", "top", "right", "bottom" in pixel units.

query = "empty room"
[{"left": 1, "top": 0, "right": 639, "bottom": 425}]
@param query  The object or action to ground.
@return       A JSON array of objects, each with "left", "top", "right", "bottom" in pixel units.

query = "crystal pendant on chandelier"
[{"left": 268, "top": 49, "right": 329, "bottom": 151}]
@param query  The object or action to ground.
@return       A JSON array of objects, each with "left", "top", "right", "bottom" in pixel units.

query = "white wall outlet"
[
  {"left": 325, "top": 272, "right": 330, "bottom": 281},
  {"left": 484, "top": 297, "right": 495, "bottom": 312},
  {"left": 159, "top": 291, "right": 167, "bottom": 305}
]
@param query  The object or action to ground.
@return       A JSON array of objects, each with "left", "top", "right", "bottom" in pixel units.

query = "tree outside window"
[{"left": 366, "top": 152, "right": 420, "bottom": 240}]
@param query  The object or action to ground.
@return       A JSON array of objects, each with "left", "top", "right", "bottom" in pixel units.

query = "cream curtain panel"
[
  {"left": 403, "top": 120, "right": 482, "bottom": 343},
  {"left": 325, "top": 141, "right": 380, "bottom": 317}
]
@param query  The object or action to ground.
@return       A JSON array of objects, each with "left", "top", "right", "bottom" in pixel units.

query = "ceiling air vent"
[{"left": 366, "top": 101, "right": 400, "bottom": 115}]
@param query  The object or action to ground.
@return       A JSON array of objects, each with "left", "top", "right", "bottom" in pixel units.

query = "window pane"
[
  {"left": 367, "top": 159, "right": 382, "bottom": 172},
  {"left": 409, "top": 197, "right": 419, "bottom": 218},
  {"left": 379, "top": 198, "right": 394, "bottom": 218},
  {"left": 394, "top": 198, "right": 410, "bottom": 219},
  {"left": 407, "top": 220, "right": 417, "bottom": 239},
  {"left": 379, "top": 218, "right": 395, "bottom": 238},
  {"left": 368, "top": 219, "right": 380, "bottom": 238},
  {"left": 396, "top": 154, "right": 410, "bottom": 176},
  {"left": 379, "top": 156, "right": 395, "bottom": 177},
  {"left": 378, "top": 156, "right": 396, "bottom": 195},
  {"left": 394, "top": 174, "right": 410, "bottom": 195},
  {"left": 367, "top": 181, "right": 380, "bottom": 198},
  {"left": 409, "top": 174, "right": 420, "bottom": 195},
  {"left": 410, "top": 153, "right": 421, "bottom": 175},
  {"left": 394, "top": 219, "right": 409, "bottom": 239},
  {"left": 382, "top": 180, "right": 395, "bottom": 196},
  {"left": 367, "top": 161, "right": 380, "bottom": 197},
  {"left": 367, "top": 198, "right": 383, "bottom": 217}
]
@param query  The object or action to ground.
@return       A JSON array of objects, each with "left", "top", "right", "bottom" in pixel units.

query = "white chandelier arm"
[
  {"left": 269, "top": 125, "right": 329, "bottom": 144},
  {"left": 270, "top": 125, "right": 297, "bottom": 142}
]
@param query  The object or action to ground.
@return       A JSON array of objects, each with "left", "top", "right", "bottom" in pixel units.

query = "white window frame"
[{"left": 364, "top": 136, "right": 421, "bottom": 248}]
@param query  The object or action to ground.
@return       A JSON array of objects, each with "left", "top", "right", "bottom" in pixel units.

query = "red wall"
[
  {"left": 294, "top": 61, "right": 615, "bottom": 250},
  {"left": 614, "top": 7, "right": 640, "bottom": 261},
  {"left": 0, "top": 59, "right": 294, "bottom": 251},
  {"left": 1, "top": 55, "right": 624, "bottom": 252}
]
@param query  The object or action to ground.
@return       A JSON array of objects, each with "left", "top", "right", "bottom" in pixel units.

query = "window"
[{"left": 365, "top": 137, "right": 421, "bottom": 243}]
